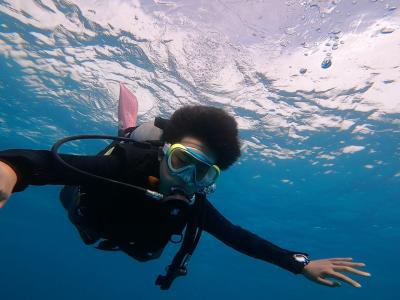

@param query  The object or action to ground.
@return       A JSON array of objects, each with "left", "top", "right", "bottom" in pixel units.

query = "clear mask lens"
[{"left": 167, "top": 147, "right": 218, "bottom": 187}]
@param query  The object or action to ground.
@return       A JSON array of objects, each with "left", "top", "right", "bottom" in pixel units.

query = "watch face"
[{"left": 293, "top": 254, "right": 308, "bottom": 263}]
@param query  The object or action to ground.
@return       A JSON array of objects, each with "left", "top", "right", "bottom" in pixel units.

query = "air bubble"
[
  {"left": 285, "top": 27, "right": 296, "bottom": 35},
  {"left": 280, "top": 40, "right": 289, "bottom": 47},
  {"left": 321, "top": 57, "right": 332, "bottom": 69},
  {"left": 386, "top": 4, "right": 397, "bottom": 11},
  {"left": 299, "top": 68, "right": 307, "bottom": 74},
  {"left": 380, "top": 27, "right": 395, "bottom": 34}
]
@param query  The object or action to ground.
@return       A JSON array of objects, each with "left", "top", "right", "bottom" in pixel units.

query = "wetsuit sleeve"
[
  {"left": 201, "top": 199, "right": 309, "bottom": 275},
  {"left": 0, "top": 148, "right": 124, "bottom": 192}
]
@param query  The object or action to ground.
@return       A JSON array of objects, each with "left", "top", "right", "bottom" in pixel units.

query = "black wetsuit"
[{"left": 0, "top": 142, "right": 308, "bottom": 275}]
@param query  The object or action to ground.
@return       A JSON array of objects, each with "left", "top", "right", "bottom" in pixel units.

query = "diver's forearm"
[
  {"left": 201, "top": 199, "right": 309, "bottom": 274},
  {"left": 0, "top": 149, "right": 123, "bottom": 191}
]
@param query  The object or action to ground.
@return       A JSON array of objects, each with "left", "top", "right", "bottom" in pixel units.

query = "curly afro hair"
[{"left": 162, "top": 105, "right": 241, "bottom": 170}]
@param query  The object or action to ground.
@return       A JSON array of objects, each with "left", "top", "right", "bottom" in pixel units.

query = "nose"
[{"left": 179, "top": 166, "right": 196, "bottom": 183}]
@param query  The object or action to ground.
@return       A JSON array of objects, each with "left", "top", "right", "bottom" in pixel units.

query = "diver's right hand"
[{"left": 0, "top": 161, "right": 17, "bottom": 208}]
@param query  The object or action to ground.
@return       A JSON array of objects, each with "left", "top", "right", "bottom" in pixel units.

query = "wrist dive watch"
[{"left": 293, "top": 253, "right": 310, "bottom": 267}]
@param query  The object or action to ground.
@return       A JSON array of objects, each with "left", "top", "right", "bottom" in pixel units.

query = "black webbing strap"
[
  {"left": 154, "top": 117, "right": 169, "bottom": 131},
  {"left": 155, "top": 194, "right": 205, "bottom": 290}
]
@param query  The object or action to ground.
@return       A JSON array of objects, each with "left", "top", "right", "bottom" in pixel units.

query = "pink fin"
[{"left": 118, "top": 83, "right": 138, "bottom": 136}]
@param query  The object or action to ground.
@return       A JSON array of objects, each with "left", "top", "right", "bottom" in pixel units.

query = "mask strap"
[{"left": 162, "top": 143, "right": 171, "bottom": 155}]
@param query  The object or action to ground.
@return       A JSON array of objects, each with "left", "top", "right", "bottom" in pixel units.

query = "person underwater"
[{"left": 0, "top": 105, "right": 371, "bottom": 290}]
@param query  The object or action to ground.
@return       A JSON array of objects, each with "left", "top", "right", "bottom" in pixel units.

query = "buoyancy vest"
[{"left": 58, "top": 117, "right": 205, "bottom": 290}]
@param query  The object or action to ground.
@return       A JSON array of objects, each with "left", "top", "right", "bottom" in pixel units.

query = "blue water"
[{"left": 0, "top": 0, "right": 399, "bottom": 299}]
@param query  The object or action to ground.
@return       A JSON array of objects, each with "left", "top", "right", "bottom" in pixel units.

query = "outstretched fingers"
[
  {"left": 332, "top": 261, "right": 365, "bottom": 267},
  {"left": 329, "top": 257, "right": 354, "bottom": 262},
  {"left": 333, "top": 266, "right": 371, "bottom": 277},
  {"left": 328, "top": 271, "right": 362, "bottom": 288}
]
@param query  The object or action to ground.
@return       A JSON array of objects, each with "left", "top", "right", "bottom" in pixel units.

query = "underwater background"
[{"left": 0, "top": 0, "right": 399, "bottom": 299}]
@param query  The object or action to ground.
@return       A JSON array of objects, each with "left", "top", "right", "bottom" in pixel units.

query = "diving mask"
[{"left": 162, "top": 143, "right": 220, "bottom": 188}]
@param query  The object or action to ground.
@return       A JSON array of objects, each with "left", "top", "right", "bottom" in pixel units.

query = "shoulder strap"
[{"left": 155, "top": 193, "right": 205, "bottom": 290}]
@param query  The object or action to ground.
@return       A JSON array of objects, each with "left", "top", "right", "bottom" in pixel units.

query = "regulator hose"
[{"left": 51, "top": 134, "right": 164, "bottom": 201}]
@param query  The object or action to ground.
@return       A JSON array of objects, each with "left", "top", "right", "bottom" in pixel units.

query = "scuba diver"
[{"left": 0, "top": 105, "right": 370, "bottom": 290}]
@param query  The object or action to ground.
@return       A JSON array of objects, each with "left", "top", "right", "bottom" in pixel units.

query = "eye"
[
  {"left": 171, "top": 150, "right": 192, "bottom": 169},
  {"left": 196, "top": 163, "right": 211, "bottom": 179}
]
